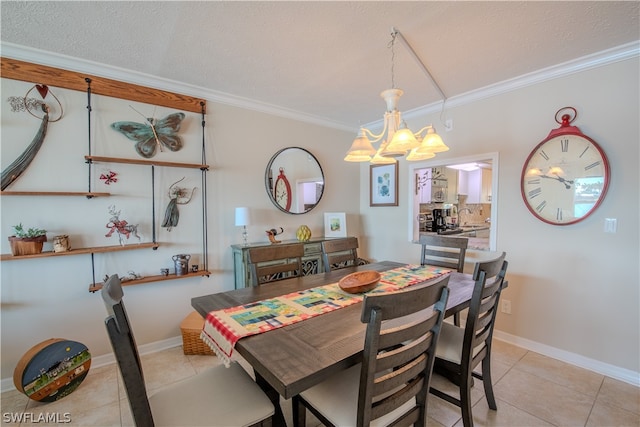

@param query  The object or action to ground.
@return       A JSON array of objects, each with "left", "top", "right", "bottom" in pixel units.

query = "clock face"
[
  {"left": 274, "top": 169, "right": 292, "bottom": 211},
  {"left": 521, "top": 132, "right": 609, "bottom": 225}
]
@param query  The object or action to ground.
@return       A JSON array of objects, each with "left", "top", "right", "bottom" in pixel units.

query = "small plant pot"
[{"left": 8, "top": 235, "right": 47, "bottom": 256}]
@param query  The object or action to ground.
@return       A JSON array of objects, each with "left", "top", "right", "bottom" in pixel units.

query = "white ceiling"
[{"left": 2, "top": 1, "right": 638, "bottom": 131}]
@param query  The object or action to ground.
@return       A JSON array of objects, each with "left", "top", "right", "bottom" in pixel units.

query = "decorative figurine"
[
  {"left": 161, "top": 177, "right": 196, "bottom": 231},
  {"left": 2, "top": 84, "right": 63, "bottom": 190},
  {"left": 105, "top": 205, "right": 141, "bottom": 246},
  {"left": 99, "top": 170, "right": 118, "bottom": 185},
  {"left": 266, "top": 227, "right": 284, "bottom": 244}
]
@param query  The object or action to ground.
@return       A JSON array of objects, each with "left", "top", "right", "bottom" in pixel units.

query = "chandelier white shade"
[{"left": 344, "top": 28, "right": 449, "bottom": 163}]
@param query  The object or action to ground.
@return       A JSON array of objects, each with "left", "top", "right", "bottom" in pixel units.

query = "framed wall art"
[
  {"left": 324, "top": 212, "right": 347, "bottom": 238},
  {"left": 370, "top": 163, "right": 398, "bottom": 206}
]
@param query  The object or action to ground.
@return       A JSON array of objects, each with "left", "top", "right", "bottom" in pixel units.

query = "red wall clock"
[
  {"left": 521, "top": 107, "right": 610, "bottom": 225},
  {"left": 274, "top": 167, "right": 292, "bottom": 211}
]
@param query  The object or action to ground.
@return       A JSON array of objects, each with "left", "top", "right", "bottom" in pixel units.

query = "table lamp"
[{"left": 235, "top": 207, "right": 250, "bottom": 246}]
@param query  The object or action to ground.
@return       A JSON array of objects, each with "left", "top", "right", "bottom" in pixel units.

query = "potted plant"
[{"left": 8, "top": 223, "right": 47, "bottom": 256}]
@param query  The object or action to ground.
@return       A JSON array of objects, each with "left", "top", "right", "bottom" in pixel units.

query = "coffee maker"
[{"left": 432, "top": 209, "right": 447, "bottom": 233}]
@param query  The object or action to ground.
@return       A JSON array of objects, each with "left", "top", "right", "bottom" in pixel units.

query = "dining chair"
[
  {"left": 321, "top": 236, "right": 360, "bottom": 272},
  {"left": 428, "top": 251, "right": 508, "bottom": 427},
  {"left": 419, "top": 234, "right": 469, "bottom": 326},
  {"left": 292, "top": 274, "right": 450, "bottom": 427},
  {"left": 101, "top": 274, "right": 274, "bottom": 427},
  {"left": 247, "top": 243, "right": 304, "bottom": 286}
]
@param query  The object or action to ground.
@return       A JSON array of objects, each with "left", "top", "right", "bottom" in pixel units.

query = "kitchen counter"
[
  {"left": 467, "top": 237, "right": 490, "bottom": 251},
  {"left": 419, "top": 225, "right": 490, "bottom": 251}
]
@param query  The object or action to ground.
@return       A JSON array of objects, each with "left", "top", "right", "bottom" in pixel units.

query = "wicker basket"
[{"left": 180, "top": 311, "right": 214, "bottom": 356}]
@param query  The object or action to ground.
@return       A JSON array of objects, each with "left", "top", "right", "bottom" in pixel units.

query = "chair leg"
[
  {"left": 453, "top": 312, "right": 461, "bottom": 326},
  {"left": 481, "top": 355, "right": 497, "bottom": 410},
  {"left": 460, "top": 371, "right": 474, "bottom": 427},
  {"left": 292, "top": 396, "right": 306, "bottom": 427}
]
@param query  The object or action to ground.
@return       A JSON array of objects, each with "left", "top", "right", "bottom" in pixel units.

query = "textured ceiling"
[{"left": 1, "top": 1, "right": 638, "bottom": 130}]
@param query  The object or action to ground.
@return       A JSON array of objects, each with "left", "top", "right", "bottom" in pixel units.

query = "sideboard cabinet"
[{"left": 231, "top": 237, "right": 354, "bottom": 289}]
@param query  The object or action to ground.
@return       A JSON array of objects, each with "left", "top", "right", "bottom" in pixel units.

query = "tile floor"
[{"left": 1, "top": 339, "right": 638, "bottom": 427}]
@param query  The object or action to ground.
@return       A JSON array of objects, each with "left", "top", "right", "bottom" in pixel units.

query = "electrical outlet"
[
  {"left": 604, "top": 218, "right": 617, "bottom": 233},
  {"left": 501, "top": 299, "right": 511, "bottom": 315}
]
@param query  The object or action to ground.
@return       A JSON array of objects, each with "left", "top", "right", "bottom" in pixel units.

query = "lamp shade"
[
  {"left": 346, "top": 131, "right": 376, "bottom": 156},
  {"left": 415, "top": 127, "right": 449, "bottom": 154},
  {"left": 406, "top": 147, "right": 436, "bottom": 161},
  {"left": 235, "top": 207, "right": 250, "bottom": 226}
]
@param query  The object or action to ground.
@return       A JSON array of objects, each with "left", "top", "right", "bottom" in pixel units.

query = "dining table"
[{"left": 191, "top": 261, "right": 478, "bottom": 426}]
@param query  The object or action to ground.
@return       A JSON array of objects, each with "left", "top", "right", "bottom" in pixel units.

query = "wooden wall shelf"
[
  {"left": 85, "top": 156, "right": 208, "bottom": 170},
  {"left": 1, "top": 242, "right": 159, "bottom": 261},
  {"left": 1, "top": 57, "right": 206, "bottom": 113},
  {"left": 1, "top": 58, "right": 209, "bottom": 290},
  {"left": 0, "top": 191, "right": 110, "bottom": 197},
  {"left": 88, "top": 270, "right": 211, "bottom": 292}
]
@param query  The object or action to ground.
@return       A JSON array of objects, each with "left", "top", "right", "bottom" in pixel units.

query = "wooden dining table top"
[{"left": 191, "top": 261, "right": 477, "bottom": 400}]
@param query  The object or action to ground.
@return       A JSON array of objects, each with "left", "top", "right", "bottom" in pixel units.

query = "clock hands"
[{"left": 540, "top": 173, "right": 574, "bottom": 189}]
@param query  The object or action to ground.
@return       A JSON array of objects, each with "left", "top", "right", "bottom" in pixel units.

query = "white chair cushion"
[
  {"left": 149, "top": 362, "right": 274, "bottom": 427},
  {"left": 436, "top": 322, "right": 465, "bottom": 364},
  {"left": 299, "top": 364, "right": 416, "bottom": 427},
  {"left": 436, "top": 322, "right": 484, "bottom": 365}
]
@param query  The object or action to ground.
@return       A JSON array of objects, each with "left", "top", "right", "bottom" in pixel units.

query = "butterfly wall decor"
[{"left": 111, "top": 112, "right": 185, "bottom": 158}]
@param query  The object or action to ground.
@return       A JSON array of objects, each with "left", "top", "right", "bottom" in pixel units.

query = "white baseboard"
[
  {"left": 4, "top": 332, "right": 638, "bottom": 393},
  {"left": 1, "top": 336, "right": 183, "bottom": 393},
  {"left": 493, "top": 330, "right": 640, "bottom": 387}
]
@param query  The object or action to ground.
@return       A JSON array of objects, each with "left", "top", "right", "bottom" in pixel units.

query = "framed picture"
[
  {"left": 370, "top": 163, "right": 398, "bottom": 206},
  {"left": 324, "top": 212, "right": 347, "bottom": 238}
]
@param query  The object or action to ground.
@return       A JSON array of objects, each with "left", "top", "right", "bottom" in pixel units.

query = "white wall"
[{"left": 360, "top": 58, "right": 640, "bottom": 380}]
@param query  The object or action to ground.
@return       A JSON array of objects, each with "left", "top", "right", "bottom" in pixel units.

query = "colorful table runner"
[{"left": 201, "top": 265, "right": 450, "bottom": 366}]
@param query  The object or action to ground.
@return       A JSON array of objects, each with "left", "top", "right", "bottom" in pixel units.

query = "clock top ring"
[{"left": 554, "top": 106, "right": 577, "bottom": 125}]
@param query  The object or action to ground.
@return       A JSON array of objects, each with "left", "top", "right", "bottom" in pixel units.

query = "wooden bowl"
[{"left": 338, "top": 271, "right": 381, "bottom": 294}]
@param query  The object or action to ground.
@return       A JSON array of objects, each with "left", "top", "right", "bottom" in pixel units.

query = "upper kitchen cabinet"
[
  {"left": 416, "top": 167, "right": 448, "bottom": 203},
  {"left": 444, "top": 167, "right": 458, "bottom": 203},
  {"left": 458, "top": 168, "right": 492, "bottom": 204}
]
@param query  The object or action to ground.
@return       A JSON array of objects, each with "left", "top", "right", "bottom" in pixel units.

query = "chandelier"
[{"left": 344, "top": 28, "right": 449, "bottom": 163}]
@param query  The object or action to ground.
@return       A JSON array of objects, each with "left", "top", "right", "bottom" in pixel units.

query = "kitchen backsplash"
[{"left": 419, "top": 194, "right": 491, "bottom": 226}]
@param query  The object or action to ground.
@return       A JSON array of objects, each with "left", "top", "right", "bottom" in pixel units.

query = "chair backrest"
[
  {"left": 464, "top": 252, "right": 508, "bottom": 372},
  {"left": 247, "top": 243, "right": 304, "bottom": 285},
  {"left": 357, "top": 275, "right": 450, "bottom": 426},
  {"left": 321, "top": 237, "right": 359, "bottom": 272},
  {"left": 101, "top": 275, "right": 155, "bottom": 427},
  {"left": 419, "top": 234, "right": 468, "bottom": 272}
]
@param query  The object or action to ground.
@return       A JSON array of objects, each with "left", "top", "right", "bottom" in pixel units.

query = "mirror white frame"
[
  {"left": 407, "top": 152, "right": 499, "bottom": 251},
  {"left": 265, "top": 147, "right": 325, "bottom": 214}
]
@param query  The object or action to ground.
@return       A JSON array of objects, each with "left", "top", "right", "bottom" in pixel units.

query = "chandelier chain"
[{"left": 388, "top": 31, "right": 397, "bottom": 89}]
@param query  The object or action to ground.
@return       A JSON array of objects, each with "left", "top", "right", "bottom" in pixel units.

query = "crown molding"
[
  {"left": 2, "top": 40, "right": 638, "bottom": 133},
  {"left": 0, "top": 42, "right": 354, "bottom": 132},
  {"left": 376, "top": 40, "right": 640, "bottom": 127}
]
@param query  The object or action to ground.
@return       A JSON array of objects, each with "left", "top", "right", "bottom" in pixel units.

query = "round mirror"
[{"left": 265, "top": 147, "right": 324, "bottom": 214}]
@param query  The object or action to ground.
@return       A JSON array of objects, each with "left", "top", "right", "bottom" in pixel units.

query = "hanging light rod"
[
  {"left": 344, "top": 27, "right": 449, "bottom": 163},
  {"left": 392, "top": 27, "right": 447, "bottom": 102}
]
